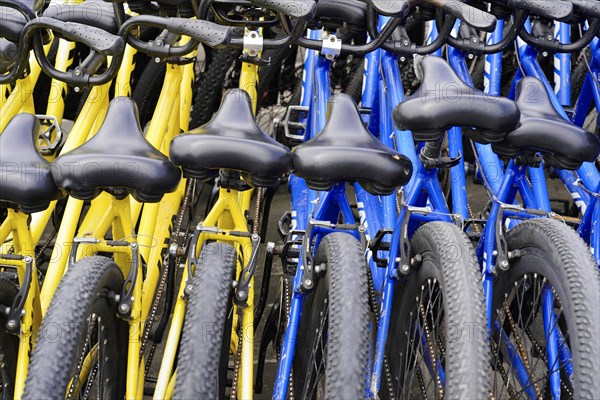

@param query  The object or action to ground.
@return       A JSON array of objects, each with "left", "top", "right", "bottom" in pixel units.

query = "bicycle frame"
[
  {"left": 0, "top": 44, "right": 116, "bottom": 399},
  {"left": 478, "top": 19, "right": 600, "bottom": 265},
  {"left": 153, "top": 186, "right": 255, "bottom": 398},
  {"left": 0, "top": 32, "right": 196, "bottom": 396},
  {"left": 274, "top": 25, "right": 457, "bottom": 398},
  {"left": 0, "top": 210, "right": 41, "bottom": 398},
  {"left": 154, "top": 36, "right": 259, "bottom": 398},
  {"left": 274, "top": 30, "right": 347, "bottom": 398},
  {"left": 424, "top": 20, "right": 580, "bottom": 397},
  {"left": 363, "top": 19, "right": 466, "bottom": 396},
  {"left": 68, "top": 194, "right": 145, "bottom": 398}
]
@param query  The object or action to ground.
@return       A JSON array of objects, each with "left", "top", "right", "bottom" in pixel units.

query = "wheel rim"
[
  {"left": 398, "top": 278, "right": 446, "bottom": 400},
  {"left": 491, "top": 273, "right": 573, "bottom": 400},
  {"left": 302, "top": 298, "right": 329, "bottom": 400}
]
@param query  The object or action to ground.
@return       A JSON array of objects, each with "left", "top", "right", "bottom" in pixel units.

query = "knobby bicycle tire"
[
  {"left": 173, "top": 242, "right": 237, "bottom": 398},
  {"left": 384, "top": 222, "right": 488, "bottom": 400},
  {"left": 189, "top": 48, "right": 242, "bottom": 129},
  {"left": 490, "top": 218, "right": 600, "bottom": 399},
  {"left": 293, "top": 232, "right": 371, "bottom": 400},
  {"left": 24, "top": 256, "right": 128, "bottom": 399}
]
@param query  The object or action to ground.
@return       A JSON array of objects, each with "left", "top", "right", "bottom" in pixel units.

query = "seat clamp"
[
  {"left": 243, "top": 29, "right": 263, "bottom": 57},
  {"left": 321, "top": 33, "right": 341, "bottom": 60}
]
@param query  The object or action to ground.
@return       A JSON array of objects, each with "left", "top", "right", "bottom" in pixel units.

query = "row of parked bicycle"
[{"left": 1, "top": 0, "right": 600, "bottom": 398}]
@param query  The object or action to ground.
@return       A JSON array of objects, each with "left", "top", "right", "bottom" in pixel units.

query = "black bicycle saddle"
[
  {"left": 293, "top": 94, "right": 413, "bottom": 196},
  {"left": 311, "top": 0, "right": 368, "bottom": 31},
  {"left": 0, "top": 114, "right": 64, "bottom": 213},
  {"left": 42, "top": 0, "right": 118, "bottom": 35},
  {"left": 493, "top": 77, "right": 600, "bottom": 170},
  {"left": 393, "top": 56, "right": 521, "bottom": 144},
  {"left": 170, "top": 89, "right": 292, "bottom": 188},
  {"left": 0, "top": 0, "right": 44, "bottom": 42},
  {"left": 52, "top": 97, "right": 181, "bottom": 202}
]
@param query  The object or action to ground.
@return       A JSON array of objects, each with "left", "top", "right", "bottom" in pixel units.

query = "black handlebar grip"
[
  {"left": 565, "top": 0, "right": 600, "bottom": 19},
  {"left": 0, "top": 38, "right": 17, "bottom": 74},
  {"left": 367, "top": 0, "right": 410, "bottom": 18},
  {"left": 506, "top": 0, "right": 573, "bottom": 21},
  {"left": 31, "top": 18, "right": 124, "bottom": 56},
  {"left": 248, "top": 0, "right": 316, "bottom": 19},
  {"left": 440, "top": 1, "right": 497, "bottom": 32},
  {"left": 165, "top": 18, "right": 232, "bottom": 49}
]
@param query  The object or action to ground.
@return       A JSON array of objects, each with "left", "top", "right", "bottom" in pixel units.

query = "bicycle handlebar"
[
  {"left": 32, "top": 18, "right": 124, "bottom": 56},
  {"left": 494, "top": 0, "right": 574, "bottom": 22},
  {"left": 119, "top": 16, "right": 229, "bottom": 58},
  {"left": 24, "top": 17, "right": 125, "bottom": 86},
  {"left": 519, "top": 17, "right": 600, "bottom": 53},
  {"left": 0, "top": 0, "right": 36, "bottom": 83},
  {"left": 446, "top": 10, "right": 528, "bottom": 55},
  {"left": 435, "top": 0, "right": 497, "bottom": 32},
  {"left": 365, "top": 0, "right": 410, "bottom": 18},
  {"left": 368, "top": 0, "right": 496, "bottom": 57},
  {"left": 564, "top": 0, "right": 600, "bottom": 19}
]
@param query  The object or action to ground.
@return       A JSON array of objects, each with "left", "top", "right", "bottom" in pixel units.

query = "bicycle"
[
  {"left": 18, "top": 11, "right": 236, "bottom": 398},
  {"left": 395, "top": 52, "right": 600, "bottom": 397},
  {"left": 261, "top": 1, "right": 494, "bottom": 398},
  {"left": 160, "top": 2, "right": 319, "bottom": 397},
  {"left": 0, "top": 4, "right": 126, "bottom": 396}
]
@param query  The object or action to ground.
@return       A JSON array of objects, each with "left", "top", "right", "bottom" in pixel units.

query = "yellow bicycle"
[
  {"left": 0, "top": 7, "right": 214, "bottom": 398},
  {"left": 21, "top": 12, "right": 234, "bottom": 397}
]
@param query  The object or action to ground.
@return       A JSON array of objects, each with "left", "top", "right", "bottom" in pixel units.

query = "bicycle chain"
[
  {"left": 283, "top": 278, "right": 294, "bottom": 400},
  {"left": 490, "top": 336, "right": 517, "bottom": 398},
  {"left": 230, "top": 187, "right": 265, "bottom": 398},
  {"left": 67, "top": 314, "right": 97, "bottom": 400},
  {"left": 139, "top": 180, "right": 195, "bottom": 364},
  {"left": 525, "top": 326, "right": 573, "bottom": 397},
  {"left": 35, "top": 227, "right": 57, "bottom": 266},
  {"left": 365, "top": 258, "right": 395, "bottom": 399},
  {"left": 82, "top": 363, "right": 99, "bottom": 399},
  {"left": 503, "top": 298, "right": 542, "bottom": 398},
  {"left": 230, "top": 322, "right": 244, "bottom": 400},
  {"left": 419, "top": 301, "right": 444, "bottom": 399}
]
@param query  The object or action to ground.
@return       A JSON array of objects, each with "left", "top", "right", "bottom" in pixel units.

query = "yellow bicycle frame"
[
  {"left": 0, "top": 210, "right": 42, "bottom": 399},
  {"left": 154, "top": 29, "right": 260, "bottom": 399}
]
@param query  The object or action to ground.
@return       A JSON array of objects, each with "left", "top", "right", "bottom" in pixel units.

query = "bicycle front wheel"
[
  {"left": 293, "top": 232, "right": 371, "bottom": 400},
  {"left": 490, "top": 218, "right": 600, "bottom": 399},
  {"left": 24, "top": 256, "right": 128, "bottom": 399},
  {"left": 384, "top": 222, "right": 489, "bottom": 400},
  {"left": 174, "top": 242, "right": 237, "bottom": 398}
]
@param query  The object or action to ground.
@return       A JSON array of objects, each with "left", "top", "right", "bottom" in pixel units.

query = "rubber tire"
[
  {"left": 173, "top": 242, "right": 237, "bottom": 398},
  {"left": 384, "top": 222, "right": 488, "bottom": 399},
  {"left": 343, "top": 58, "right": 365, "bottom": 103},
  {"left": 24, "top": 256, "right": 128, "bottom": 399},
  {"left": 131, "top": 60, "right": 166, "bottom": 128},
  {"left": 258, "top": 45, "right": 298, "bottom": 108},
  {"left": 491, "top": 218, "right": 600, "bottom": 399},
  {"left": 293, "top": 232, "right": 370, "bottom": 400},
  {"left": 189, "top": 48, "right": 242, "bottom": 129},
  {"left": 571, "top": 48, "right": 591, "bottom": 107},
  {"left": 0, "top": 274, "right": 19, "bottom": 400}
]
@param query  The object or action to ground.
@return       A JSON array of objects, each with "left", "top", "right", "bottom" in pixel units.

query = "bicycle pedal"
[
  {"left": 35, "top": 114, "right": 63, "bottom": 156},
  {"left": 282, "top": 105, "right": 309, "bottom": 143}
]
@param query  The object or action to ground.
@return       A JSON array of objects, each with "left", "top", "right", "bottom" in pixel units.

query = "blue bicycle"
[{"left": 265, "top": 1, "right": 492, "bottom": 398}]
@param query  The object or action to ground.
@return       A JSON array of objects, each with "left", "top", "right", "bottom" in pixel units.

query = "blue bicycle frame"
[
  {"left": 362, "top": 17, "right": 465, "bottom": 397},
  {"left": 430, "top": 18, "right": 580, "bottom": 398},
  {"left": 273, "top": 29, "right": 368, "bottom": 399},
  {"left": 496, "top": 20, "right": 600, "bottom": 265}
]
